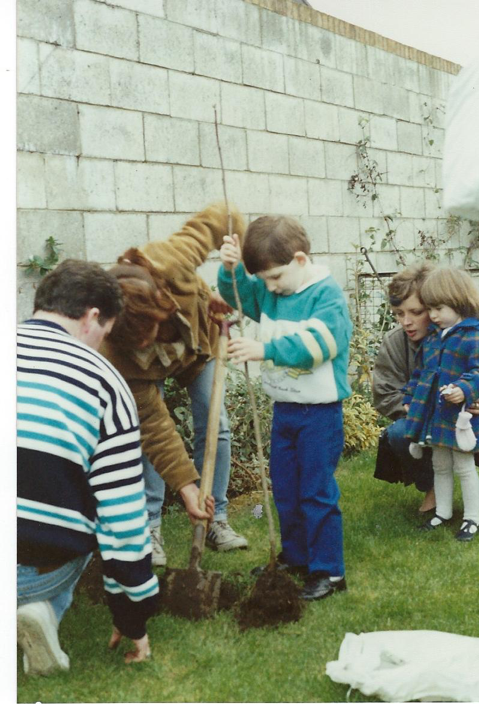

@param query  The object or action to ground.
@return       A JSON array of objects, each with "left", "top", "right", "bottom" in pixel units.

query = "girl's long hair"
[
  {"left": 421, "top": 266, "right": 479, "bottom": 319},
  {"left": 107, "top": 248, "right": 177, "bottom": 349}
]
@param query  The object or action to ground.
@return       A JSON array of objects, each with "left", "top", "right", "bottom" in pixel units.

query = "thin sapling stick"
[{"left": 213, "top": 106, "right": 277, "bottom": 568}]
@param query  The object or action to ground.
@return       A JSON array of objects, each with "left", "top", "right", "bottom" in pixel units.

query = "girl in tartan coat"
[{"left": 403, "top": 267, "right": 479, "bottom": 541}]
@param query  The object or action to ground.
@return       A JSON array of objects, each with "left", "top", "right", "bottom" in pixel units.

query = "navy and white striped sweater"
[{"left": 17, "top": 319, "right": 159, "bottom": 639}]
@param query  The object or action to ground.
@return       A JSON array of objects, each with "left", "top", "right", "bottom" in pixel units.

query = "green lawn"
[{"left": 18, "top": 451, "right": 478, "bottom": 703}]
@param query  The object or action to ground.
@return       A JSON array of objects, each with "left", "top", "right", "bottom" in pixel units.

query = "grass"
[{"left": 18, "top": 450, "right": 479, "bottom": 703}]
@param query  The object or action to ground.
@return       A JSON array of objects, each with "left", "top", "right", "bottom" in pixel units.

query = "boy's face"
[{"left": 257, "top": 255, "right": 307, "bottom": 296}]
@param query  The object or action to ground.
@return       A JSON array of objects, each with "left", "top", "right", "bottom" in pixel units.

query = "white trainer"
[
  {"left": 17, "top": 601, "right": 70, "bottom": 676},
  {"left": 206, "top": 521, "right": 248, "bottom": 552},
  {"left": 150, "top": 526, "right": 167, "bottom": 567}
]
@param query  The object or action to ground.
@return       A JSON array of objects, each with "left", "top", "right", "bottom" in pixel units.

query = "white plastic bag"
[
  {"left": 326, "top": 630, "right": 479, "bottom": 702},
  {"left": 442, "top": 56, "right": 479, "bottom": 220}
]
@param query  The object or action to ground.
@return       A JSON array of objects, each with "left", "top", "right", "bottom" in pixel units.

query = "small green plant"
[
  {"left": 342, "top": 392, "right": 381, "bottom": 456},
  {"left": 19, "top": 236, "right": 63, "bottom": 276}
]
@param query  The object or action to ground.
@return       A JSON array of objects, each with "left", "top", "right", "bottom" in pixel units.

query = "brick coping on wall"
[{"left": 244, "top": 0, "right": 462, "bottom": 74}]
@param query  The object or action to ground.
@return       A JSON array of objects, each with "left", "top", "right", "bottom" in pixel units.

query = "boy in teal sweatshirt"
[{"left": 218, "top": 215, "right": 352, "bottom": 600}]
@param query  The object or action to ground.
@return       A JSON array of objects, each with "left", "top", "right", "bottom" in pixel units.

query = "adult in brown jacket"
[{"left": 101, "top": 203, "right": 248, "bottom": 565}]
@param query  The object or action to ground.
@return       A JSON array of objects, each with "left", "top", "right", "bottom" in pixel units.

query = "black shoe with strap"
[
  {"left": 250, "top": 551, "right": 308, "bottom": 578},
  {"left": 455, "top": 519, "right": 478, "bottom": 542},
  {"left": 299, "top": 572, "right": 347, "bottom": 601},
  {"left": 417, "top": 514, "right": 450, "bottom": 532}
]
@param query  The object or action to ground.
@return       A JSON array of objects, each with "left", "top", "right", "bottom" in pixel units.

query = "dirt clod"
[{"left": 236, "top": 568, "right": 303, "bottom": 630}]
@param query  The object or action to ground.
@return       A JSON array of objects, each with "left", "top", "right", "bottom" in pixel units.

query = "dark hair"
[
  {"left": 106, "top": 248, "right": 177, "bottom": 349},
  {"left": 242, "top": 216, "right": 311, "bottom": 274},
  {"left": 34, "top": 259, "right": 124, "bottom": 324},
  {"left": 388, "top": 262, "right": 436, "bottom": 307}
]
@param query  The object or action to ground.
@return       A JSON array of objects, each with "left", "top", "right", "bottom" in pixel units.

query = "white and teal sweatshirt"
[{"left": 218, "top": 263, "right": 352, "bottom": 404}]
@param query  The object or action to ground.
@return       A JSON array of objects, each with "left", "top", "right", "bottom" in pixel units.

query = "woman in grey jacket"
[{"left": 372, "top": 263, "right": 436, "bottom": 513}]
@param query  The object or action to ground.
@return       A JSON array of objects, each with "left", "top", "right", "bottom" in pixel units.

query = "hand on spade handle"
[
  {"left": 180, "top": 484, "right": 215, "bottom": 525},
  {"left": 189, "top": 318, "right": 235, "bottom": 568}
]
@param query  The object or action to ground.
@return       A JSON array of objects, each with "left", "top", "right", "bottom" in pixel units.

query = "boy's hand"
[
  {"left": 228, "top": 337, "right": 265, "bottom": 364},
  {"left": 220, "top": 234, "right": 241, "bottom": 271}
]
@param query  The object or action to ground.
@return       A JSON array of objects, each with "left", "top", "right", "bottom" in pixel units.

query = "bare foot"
[{"left": 419, "top": 488, "right": 436, "bottom": 513}]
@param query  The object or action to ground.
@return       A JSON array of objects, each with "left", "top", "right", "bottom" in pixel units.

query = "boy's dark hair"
[
  {"left": 242, "top": 216, "right": 311, "bottom": 274},
  {"left": 34, "top": 259, "right": 124, "bottom": 325},
  {"left": 388, "top": 262, "right": 436, "bottom": 307}
]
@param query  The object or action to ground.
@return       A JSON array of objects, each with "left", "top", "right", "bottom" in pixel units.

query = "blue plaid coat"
[{"left": 403, "top": 318, "right": 479, "bottom": 451}]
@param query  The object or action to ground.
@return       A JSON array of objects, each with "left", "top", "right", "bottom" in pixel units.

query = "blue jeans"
[
  {"left": 387, "top": 418, "right": 434, "bottom": 492},
  {"left": 269, "top": 401, "right": 345, "bottom": 577},
  {"left": 17, "top": 554, "right": 92, "bottom": 624},
  {"left": 144, "top": 359, "right": 231, "bottom": 527}
]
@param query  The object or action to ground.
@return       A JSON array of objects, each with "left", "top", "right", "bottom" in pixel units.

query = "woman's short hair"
[
  {"left": 107, "top": 248, "right": 177, "bottom": 349},
  {"left": 242, "top": 215, "right": 311, "bottom": 274},
  {"left": 420, "top": 266, "right": 479, "bottom": 318},
  {"left": 388, "top": 262, "right": 436, "bottom": 307},
  {"left": 33, "top": 259, "right": 123, "bottom": 324}
]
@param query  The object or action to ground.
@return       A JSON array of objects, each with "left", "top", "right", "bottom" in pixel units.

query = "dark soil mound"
[{"left": 236, "top": 568, "right": 303, "bottom": 630}]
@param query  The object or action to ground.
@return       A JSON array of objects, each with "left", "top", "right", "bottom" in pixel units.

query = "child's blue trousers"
[{"left": 269, "top": 401, "right": 345, "bottom": 576}]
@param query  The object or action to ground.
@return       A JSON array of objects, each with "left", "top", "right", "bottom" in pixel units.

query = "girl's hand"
[
  {"left": 228, "top": 337, "right": 265, "bottom": 364},
  {"left": 441, "top": 384, "right": 465, "bottom": 404},
  {"left": 220, "top": 234, "right": 241, "bottom": 271},
  {"left": 108, "top": 628, "right": 151, "bottom": 664},
  {"left": 403, "top": 404, "right": 410, "bottom": 413}
]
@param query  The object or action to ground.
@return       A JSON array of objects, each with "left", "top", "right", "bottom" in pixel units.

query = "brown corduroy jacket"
[{"left": 101, "top": 203, "right": 245, "bottom": 493}]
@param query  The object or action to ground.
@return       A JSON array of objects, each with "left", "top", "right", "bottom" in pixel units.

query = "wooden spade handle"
[{"left": 189, "top": 320, "right": 230, "bottom": 570}]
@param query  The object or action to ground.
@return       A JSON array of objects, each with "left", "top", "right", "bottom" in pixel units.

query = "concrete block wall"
[{"left": 17, "top": 0, "right": 460, "bottom": 320}]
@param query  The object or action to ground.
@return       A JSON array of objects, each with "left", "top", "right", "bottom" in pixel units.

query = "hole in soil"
[
  {"left": 157, "top": 572, "right": 246, "bottom": 617},
  {"left": 76, "top": 555, "right": 304, "bottom": 631},
  {"left": 218, "top": 576, "right": 244, "bottom": 612}
]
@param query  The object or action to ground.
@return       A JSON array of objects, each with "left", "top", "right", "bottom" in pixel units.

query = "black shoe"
[
  {"left": 250, "top": 551, "right": 308, "bottom": 578},
  {"left": 417, "top": 514, "right": 449, "bottom": 532},
  {"left": 455, "top": 519, "right": 478, "bottom": 542},
  {"left": 300, "top": 573, "right": 347, "bottom": 601}
]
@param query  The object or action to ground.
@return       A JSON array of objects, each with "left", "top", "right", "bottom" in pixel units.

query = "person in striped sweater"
[{"left": 17, "top": 260, "right": 213, "bottom": 676}]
